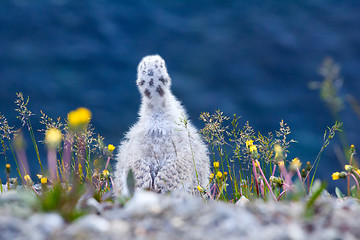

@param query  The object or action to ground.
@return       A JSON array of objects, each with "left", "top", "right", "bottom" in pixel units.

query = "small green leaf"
[
  {"left": 127, "top": 169, "right": 135, "bottom": 197},
  {"left": 335, "top": 187, "right": 345, "bottom": 199},
  {"left": 305, "top": 181, "right": 327, "bottom": 218}
]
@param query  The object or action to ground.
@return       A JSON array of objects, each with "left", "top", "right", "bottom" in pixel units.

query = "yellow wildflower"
[
  {"left": 68, "top": 107, "right": 92, "bottom": 131},
  {"left": 209, "top": 173, "right": 214, "bottom": 179},
  {"left": 274, "top": 144, "right": 283, "bottom": 162},
  {"left": 249, "top": 145, "right": 257, "bottom": 153},
  {"left": 102, "top": 169, "right": 110, "bottom": 177},
  {"left": 45, "top": 128, "right": 62, "bottom": 149},
  {"left": 224, "top": 172, "right": 228, "bottom": 176},
  {"left": 5, "top": 164, "right": 10, "bottom": 169},
  {"left": 274, "top": 144, "right": 282, "bottom": 154},
  {"left": 356, "top": 169, "right": 360, "bottom": 176},
  {"left": 216, "top": 171, "right": 223, "bottom": 178},
  {"left": 345, "top": 165, "right": 352, "bottom": 171},
  {"left": 213, "top": 162, "right": 219, "bottom": 168},
  {"left": 37, "top": 174, "right": 43, "bottom": 179},
  {"left": 24, "top": 175, "right": 31, "bottom": 182},
  {"left": 245, "top": 140, "right": 254, "bottom": 148},
  {"left": 332, "top": 172, "right": 340, "bottom": 180},
  {"left": 41, "top": 177, "right": 47, "bottom": 184},
  {"left": 254, "top": 160, "right": 260, "bottom": 168},
  {"left": 290, "top": 158, "right": 302, "bottom": 169},
  {"left": 108, "top": 144, "right": 115, "bottom": 152},
  {"left": 197, "top": 185, "right": 202, "bottom": 192},
  {"left": 249, "top": 145, "right": 259, "bottom": 158}
]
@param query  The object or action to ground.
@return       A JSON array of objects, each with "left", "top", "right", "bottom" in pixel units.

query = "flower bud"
[
  {"left": 301, "top": 169, "right": 307, "bottom": 178},
  {"left": 339, "top": 171, "right": 347, "bottom": 179},
  {"left": 5, "top": 164, "right": 10, "bottom": 174},
  {"left": 305, "top": 161, "right": 312, "bottom": 172},
  {"left": 270, "top": 176, "right": 283, "bottom": 188},
  {"left": 350, "top": 144, "right": 355, "bottom": 154}
]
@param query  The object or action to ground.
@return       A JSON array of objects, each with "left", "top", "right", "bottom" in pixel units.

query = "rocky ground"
[{"left": 0, "top": 188, "right": 360, "bottom": 240}]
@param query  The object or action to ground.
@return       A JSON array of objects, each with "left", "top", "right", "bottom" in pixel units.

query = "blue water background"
[{"left": 0, "top": 0, "right": 360, "bottom": 192}]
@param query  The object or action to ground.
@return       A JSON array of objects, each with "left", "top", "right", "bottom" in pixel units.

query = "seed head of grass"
[
  {"left": 15, "top": 92, "right": 34, "bottom": 130},
  {"left": 0, "top": 114, "right": 17, "bottom": 140}
]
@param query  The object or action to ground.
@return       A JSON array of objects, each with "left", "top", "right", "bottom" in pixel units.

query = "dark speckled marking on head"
[
  {"left": 156, "top": 85, "right": 164, "bottom": 96},
  {"left": 144, "top": 89, "right": 151, "bottom": 98},
  {"left": 139, "top": 80, "right": 145, "bottom": 86},
  {"left": 149, "top": 79, "right": 154, "bottom": 86},
  {"left": 148, "top": 69, "right": 154, "bottom": 76},
  {"left": 159, "top": 77, "right": 167, "bottom": 85}
]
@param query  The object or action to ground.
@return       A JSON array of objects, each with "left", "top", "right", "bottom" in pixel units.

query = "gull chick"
[{"left": 114, "top": 55, "right": 210, "bottom": 195}]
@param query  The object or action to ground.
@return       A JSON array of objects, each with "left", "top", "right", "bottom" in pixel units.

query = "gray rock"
[
  {"left": 1, "top": 188, "right": 360, "bottom": 240},
  {"left": 125, "top": 190, "right": 164, "bottom": 216},
  {"left": 28, "top": 213, "right": 64, "bottom": 235},
  {"left": 235, "top": 195, "right": 249, "bottom": 206}
]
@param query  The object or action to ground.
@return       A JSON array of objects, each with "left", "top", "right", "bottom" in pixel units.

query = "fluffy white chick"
[{"left": 114, "top": 55, "right": 209, "bottom": 196}]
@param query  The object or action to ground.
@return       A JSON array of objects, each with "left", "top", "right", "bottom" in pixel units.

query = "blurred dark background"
[{"left": 0, "top": 0, "right": 359, "bottom": 191}]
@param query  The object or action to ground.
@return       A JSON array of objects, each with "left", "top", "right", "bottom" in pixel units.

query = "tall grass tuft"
[
  {"left": 0, "top": 94, "right": 116, "bottom": 221},
  {"left": 197, "top": 110, "right": 341, "bottom": 202}
]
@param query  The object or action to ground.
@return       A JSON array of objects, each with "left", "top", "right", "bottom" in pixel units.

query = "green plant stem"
[
  {"left": 186, "top": 127, "right": 200, "bottom": 187},
  {"left": 27, "top": 120, "right": 44, "bottom": 174},
  {"left": 8, "top": 139, "right": 22, "bottom": 183},
  {"left": 347, "top": 174, "right": 350, "bottom": 196}
]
